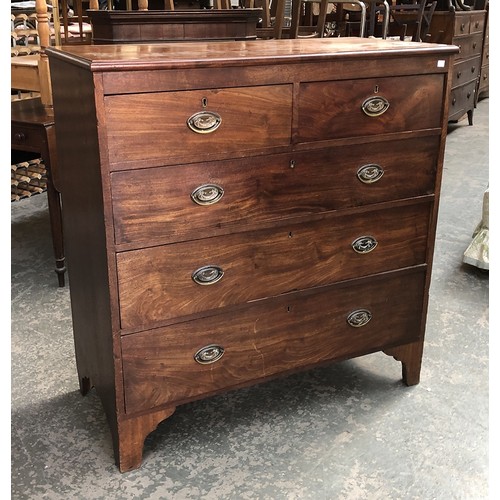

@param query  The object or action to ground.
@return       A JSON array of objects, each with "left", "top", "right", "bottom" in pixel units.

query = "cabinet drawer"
[
  {"left": 111, "top": 135, "right": 439, "bottom": 247},
  {"left": 11, "top": 125, "right": 46, "bottom": 152},
  {"left": 104, "top": 85, "right": 292, "bottom": 169},
  {"left": 454, "top": 33, "right": 483, "bottom": 61},
  {"left": 469, "top": 12, "right": 485, "bottom": 34},
  {"left": 454, "top": 15, "right": 470, "bottom": 36},
  {"left": 452, "top": 56, "right": 481, "bottom": 88},
  {"left": 298, "top": 75, "right": 444, "bottom": 142},
  {"left": 117, "top": 202, "right": 431, "bottom": 331},
  {"left": 121, "top": 269, "right": 426, "bottom": 413},
  {"left": 449, "top": 80, "right": 476, "bottom": 120}
]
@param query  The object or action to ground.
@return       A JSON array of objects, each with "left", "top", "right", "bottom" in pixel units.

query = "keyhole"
[
  {"left": 374, "top": 85, "right": 379, "bottom": 94},
  {"left": 288, "top": 232, "right": 293, "bottom": 238},
  {"left": 287, "top": 305, "right": 292, "bottom": 312},
  {"left": 202, "top": 97, "right": 208, "bottom": 108}
]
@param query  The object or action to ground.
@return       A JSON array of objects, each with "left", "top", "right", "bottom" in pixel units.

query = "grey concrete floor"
[{"left": 11, "top": 100, "right": 489, "bottom": 499}]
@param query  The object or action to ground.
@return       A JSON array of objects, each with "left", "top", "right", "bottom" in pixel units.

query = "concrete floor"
[{"left": 11, "top": 100, "right": 489, "bottom": 499}]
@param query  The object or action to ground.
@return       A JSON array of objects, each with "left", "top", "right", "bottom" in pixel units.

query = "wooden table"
[{"left": 11, "top": 98, "right": 66, "bottom": 287}]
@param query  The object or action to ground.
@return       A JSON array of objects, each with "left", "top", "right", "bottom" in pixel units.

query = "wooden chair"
[
  {"left": 387, "top": 0, "right": 428, "bottom": 42},
  {"left": 59, "top": 1, "right": 98, "bottom": 43}
]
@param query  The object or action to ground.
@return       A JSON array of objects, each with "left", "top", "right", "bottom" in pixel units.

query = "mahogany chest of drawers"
[
  {"left": 46, "top": 38, "right": 457, "bottom": 472},
  {"left": 428, "top": 9, "right": 486, "bottom": 123}
]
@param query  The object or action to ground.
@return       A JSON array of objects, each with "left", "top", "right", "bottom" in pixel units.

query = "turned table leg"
[
  {"left": 116, "top": 407, "right": 176, "bottom": 472},
  {"left": 384, "top": 340, "right": 424, "bottom": 386}
]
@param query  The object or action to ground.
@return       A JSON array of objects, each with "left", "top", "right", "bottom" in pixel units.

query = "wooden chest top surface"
[{"left": 46, "top": 37, "right": 458, "bottom": 70}]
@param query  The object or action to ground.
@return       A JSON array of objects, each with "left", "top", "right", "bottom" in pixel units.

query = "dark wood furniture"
[
  {"left": 87, "top": 8, "right": 263, "bottom": 44},
  {"left": 46, "top": 37, "right": 458, "bottom": 472},
  {"left": 476, "top": 1, "right": 488, "bottom": 101},
  {"left": 428, "top": 8, "right": 486, "bottom": 123},
  {"left": 11, "top": 98, "right": 65, "bottom": 287}
]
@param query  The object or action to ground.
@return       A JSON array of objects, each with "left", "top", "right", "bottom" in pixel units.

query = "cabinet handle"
[
  {"left": 452, "top": 97, "right": 457, "bottom": 105},
  {"left": 357, "top": 164, "right": 384, "bottom": 184},
  {"left": 351, "top": 236, "right": 378, "bottom": 254},
  {"left": 471, "top": 66, "right": 476, "bottom": 73},
  {"left": 467, "top": 91, "right": 472, "bottom": 99},
  {"left": 460, "top": 23, "right": 466, "bottom": 32},
  {"left": 13, "top": 132, "right": 25, "bottom": 143},
  {"left": 347, "top": 309, "right": 372, "bottom": 328},
  {"left": 192, "top": 265, "right": 224, "bottom": 285},
  {"left": 187, "top": 111, "right": 222, "bottom": 134},
  {"left": 361, "top": 96, "right": 390, "bottom": 117},
  {"left": 194, "top": 345, "right": 225, "bottom": 365},
  {"left": 457, "top": 71, "right": 462, "bottom": 79},
  {"left": 191, "top": 184, "right": 224, "bottom": 206},
  {"left": 472, "top": 42, "right": 477, "bottom": 49}
]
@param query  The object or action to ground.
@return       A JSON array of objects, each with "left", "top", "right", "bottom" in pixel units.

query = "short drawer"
[
  {"left": 454, "top": 15, "right": 470, "bottom": 36},
  {"left": 116, "top": 202, "right": 431, "bottom": 331},
  {"left": 454, "top": 33, "right": 483, "bottom": 61},
  {"left": 469, "top": 12, "right": 485, "bottom": 34},
  {"left": 298, "top": 74, "right": 445, "bottom": 142},
  {"left": 452, "top": 56, "right": 481, "bottom": 88},
  {"left": 111, "top": 135, "right": 440, "bottom": 247},
  {"left": 104, "top": 84, "right": 293, "bottom": 169},
  {"left": 121, "top": 269, "right": 426, "bottom": 413},
  {"left": 11, "top": 125, "right": 46, "bottom": 152}
]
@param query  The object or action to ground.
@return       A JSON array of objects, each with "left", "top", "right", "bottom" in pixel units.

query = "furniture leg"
[
  {"left": 116, "top": 407, "right": 176, "bottom": 472},
  {"left": 467, "top": 109, "right": 474, "bottom": 126},
  {"left": 43, "top": 130, "right": 66, "bottom": 287},
  {"left": 384, "top": 340, "right": 424, "bottom": 386}
]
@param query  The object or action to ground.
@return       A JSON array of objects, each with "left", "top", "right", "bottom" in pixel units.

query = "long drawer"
[
  {"left": 298, "top": 74, "right": 445, "bottom": 142},
  {"left": 449, "top": 80, "right": 476, "bottom": 120},
  {"left": 121, "top": 269, "right": 426, "bottom": 413},
  {"left": 111, "top": 135, "right": 439, "bottom": 247},
  {"left": 104, "top": 84, "right": 293, "bottom": 169},
  {"left": 116, "top": 202, "right": 431, "bottom": 331},
  {"left": 453, "top": 33, "right": 483, "bottom": 62},
  {"left": 452, "top": 56, "right": 481, "bottom": 88}
]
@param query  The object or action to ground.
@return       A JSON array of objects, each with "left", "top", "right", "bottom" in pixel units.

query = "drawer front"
[
  {"left": 454, "top": 33, "right": 483, "bottom": 61},
  {"left": 105, "top": 85, "right": 293, "bottom": 169},
  {"left": 478, "top": 65, "right": 488, "bottom": 93},
  {"left": 452, "top": 56, "right": 481, "bottom": 88},
  {"left": 121, "top": 270, "right": 426, "bottom": 413},
  {"left": 111, "top": 135, "right": 439, "bottom": 246},
  {"left": 449, "top": 80, "right": 476, "bottom": 120},
  {"left": 469, "top": 12, "right": 485, "bottom": 34},
  {"left": 454, "top": 15, "right": 470, "bottom": 36},
  {"left": 11, "top": 125, "right": 46, "bottom": 152},
  {"left": 298, "top": 75, "right": 445, "bottom": 142},
  {"left": 117, "top": 202, "right": 430, "bottom": 331}
]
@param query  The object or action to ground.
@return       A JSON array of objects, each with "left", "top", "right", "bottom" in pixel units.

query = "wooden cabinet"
[
  {"left": 46, "top": 38, "right": 457, "bottom": 472},
  {"left": 477, "top": 3, "right": 489, "bottom": 101},
  {"left": 87, "top": 8, "right": 263, "bottom": 44},
  {"left": 428, "top": 9, "right": 486, "bottom": 123}
]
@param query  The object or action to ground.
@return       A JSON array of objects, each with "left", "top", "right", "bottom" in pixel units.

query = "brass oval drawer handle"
[
  {"left": 357, "top": 164, "right": 384, "bottom": 184},
  {"left": 191, "top": 184, "right": 224, "bottom": 206},
  {"left": 192, "top": 265, "right": 224, "bottom": 285},
  {"left": 361, "top": 96, "right": 390, "bottom": 117},
  {"left": 347, "top": 309, "right": 372, "bottom": 328},
  {"left": 194, "top": 345, "right": 225, "bottom": 365},
  {"left": 187, "top": 111, "right": 222, "bottom": 134},
  {"left": 352, "top": 236, "right": 378, "bottom": 254}
]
